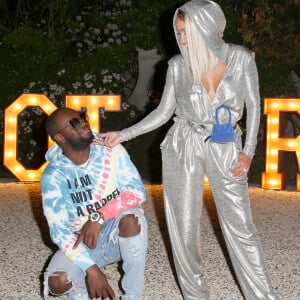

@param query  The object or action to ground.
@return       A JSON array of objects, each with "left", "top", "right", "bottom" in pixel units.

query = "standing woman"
[{"left": 99, "top": 1, "right": 276, "bottom": 299}]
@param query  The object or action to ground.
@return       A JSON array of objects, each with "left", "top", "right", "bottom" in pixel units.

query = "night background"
[
  {"left": 0, "top": 0, "right": 299, "bottom": 185},
  {"left": 0, "top": 2, "right": 299, "bottom": 300}
]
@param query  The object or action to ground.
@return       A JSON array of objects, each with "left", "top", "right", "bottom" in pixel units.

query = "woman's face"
[{"left": 176, "top": 17, "right": 187, "bottom": 46}]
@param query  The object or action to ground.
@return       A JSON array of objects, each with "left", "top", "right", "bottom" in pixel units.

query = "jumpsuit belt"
[{"left": 174, "top": 117, "right": 237, "bottom": 142}]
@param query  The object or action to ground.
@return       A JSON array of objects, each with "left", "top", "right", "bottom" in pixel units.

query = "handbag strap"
[{"left": 215, "top": 105, "right": 232, "bottom": 125}]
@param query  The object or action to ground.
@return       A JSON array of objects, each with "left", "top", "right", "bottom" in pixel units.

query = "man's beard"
[{"left": 65, "top": 132, "right": 94, "bottom": 151}]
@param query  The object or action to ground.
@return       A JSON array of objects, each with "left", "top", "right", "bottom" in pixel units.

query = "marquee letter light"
[
  {"left": 65, "top": 95, "right": 121, "bottom": 132},
  {"left": 4, "top": 94, "right": 57, "bottom": 181},
  {"left": 262, "top": 98, "right": 300, "bottom": 190}
]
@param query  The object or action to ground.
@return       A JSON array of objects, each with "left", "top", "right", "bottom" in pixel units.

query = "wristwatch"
[{"left": 89, "top": 212, "right": 104, "bottom": 225}]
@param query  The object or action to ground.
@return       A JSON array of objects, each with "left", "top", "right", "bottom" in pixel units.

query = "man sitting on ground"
[{"left": 41, "top": 107, "right": 148, "bottom": 300}]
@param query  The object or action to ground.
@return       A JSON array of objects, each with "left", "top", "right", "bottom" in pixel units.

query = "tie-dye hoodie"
[{"left": 41, "top": 142, "right": 146, "bottom": 272}]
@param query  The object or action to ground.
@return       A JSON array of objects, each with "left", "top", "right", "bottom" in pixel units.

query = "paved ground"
[{"left": 0, "top": 182, "right": 299, "bottom": 299}]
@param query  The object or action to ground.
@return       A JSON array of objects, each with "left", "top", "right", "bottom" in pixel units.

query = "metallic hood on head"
[{"left": 173, "top": 0, "right": 229, "bottom": 63}]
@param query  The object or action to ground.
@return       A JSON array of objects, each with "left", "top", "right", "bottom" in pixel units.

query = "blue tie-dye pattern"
[{"left": 41, "top": 141, "right": 145, "bottom": 272}]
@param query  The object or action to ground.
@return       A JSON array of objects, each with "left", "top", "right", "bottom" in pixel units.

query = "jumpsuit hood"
[{"left": 173, "top": 0, "right": 229, "bottom": 63}]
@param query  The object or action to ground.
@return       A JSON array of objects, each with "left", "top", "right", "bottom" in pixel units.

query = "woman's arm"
[
  {"left": 99, "top": 61, "right": 177, "bottom": 146},
  {"left": 231, "top": 52, "right": 260, "bottom": 177},
  {"left": 242, "top": 52, "right": 261, "bottom": 158}
]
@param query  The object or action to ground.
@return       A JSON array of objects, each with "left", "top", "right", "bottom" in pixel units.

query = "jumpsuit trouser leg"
[
  {"left": 161, "top": 128, "right": 210, "bottom": 300},
  {"left": 161, "top": 126, "right": 276, "bottom": 300},
  {"left": 206, "top": 142, "right": 276, "bottom": 300}
]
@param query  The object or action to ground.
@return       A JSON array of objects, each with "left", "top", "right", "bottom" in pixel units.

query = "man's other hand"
[
  {"left": 73, "top": 220, "right": 101, "bottom": 249},
  {"left": 86, "top": 265, "right": 116, "bottom": 300}
]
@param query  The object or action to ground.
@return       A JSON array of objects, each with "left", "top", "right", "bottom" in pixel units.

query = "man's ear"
[{"left": 53, "top": 133, "right": 65, "bottom": 145}]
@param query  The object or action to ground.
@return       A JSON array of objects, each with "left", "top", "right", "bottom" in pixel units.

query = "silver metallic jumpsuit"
[{"left": 119, "top": 1, "right": 276, "bottom": 299}]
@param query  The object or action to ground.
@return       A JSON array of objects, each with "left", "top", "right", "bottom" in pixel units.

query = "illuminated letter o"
[{"left": 4, "top": 94, "right": 57, "bottom": 181}]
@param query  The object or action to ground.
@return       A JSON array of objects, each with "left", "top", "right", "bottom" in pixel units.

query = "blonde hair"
[{"left": 178, "top": 12, "right": 219, "bottom": 84}]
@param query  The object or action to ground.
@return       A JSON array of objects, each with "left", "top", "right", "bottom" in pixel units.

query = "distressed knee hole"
[
  {"left": 48, "top": 271, "right": 72, "bottom": 295},
  {"left": 119, "top": 214, "right": 141, "bottom": 237}
]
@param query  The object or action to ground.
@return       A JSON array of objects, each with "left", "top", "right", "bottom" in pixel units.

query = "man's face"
[{"left": 55, "top": 109, "right": 94, "bottom": 151}]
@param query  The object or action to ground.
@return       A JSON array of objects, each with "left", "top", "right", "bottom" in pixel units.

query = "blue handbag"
[{"left": 210, "top": 105, "right": 236, "bottom": 143}]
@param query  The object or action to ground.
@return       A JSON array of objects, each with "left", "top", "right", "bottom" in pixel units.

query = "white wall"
[{"left": 128, "top": 48, "right": 161, "bottom": 111}]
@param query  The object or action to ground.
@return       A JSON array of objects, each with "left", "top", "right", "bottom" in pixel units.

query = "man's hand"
[
  {"left": 86, "top": 265, "right": 116, "bottom": 300},
  {"left": 73, "top": 220, "right": 101, "bottom": 249}
]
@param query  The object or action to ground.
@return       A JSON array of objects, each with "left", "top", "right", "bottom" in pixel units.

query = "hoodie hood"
[
  {"left": 173, "top": 0, "right": 229, "bottom": 63},
  {"left": 45, "top": 143, "right": 77, "bottom": 168}
]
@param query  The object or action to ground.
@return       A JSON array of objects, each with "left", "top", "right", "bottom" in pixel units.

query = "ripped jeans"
[{"left": 44, "top": 208, "right": 148, "bottom": 300}]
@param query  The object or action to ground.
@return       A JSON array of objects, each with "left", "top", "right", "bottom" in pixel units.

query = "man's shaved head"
[
  {"left": 45, "top": 107, "right": 93, "bottom": 152},
  {"left": 45, "top": 108, "right": 74, "bottom": 140}
]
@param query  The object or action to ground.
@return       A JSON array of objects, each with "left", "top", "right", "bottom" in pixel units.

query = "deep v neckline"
[{"left": 201, "top": 61, "right": 228, "bottom": 102}]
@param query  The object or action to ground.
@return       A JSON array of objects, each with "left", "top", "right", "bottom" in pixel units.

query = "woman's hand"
[
  {"left": 230, "top": 152, "right": 252, "bottom": 177},
  {"left": 92, "top": 131, "right": 120, "bottom": 147}
]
